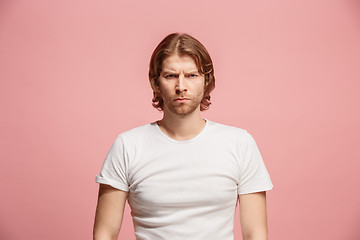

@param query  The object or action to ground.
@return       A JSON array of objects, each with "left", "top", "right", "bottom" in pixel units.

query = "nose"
[{"left": 176, "top": 74, "right": 187, "bottom": 93}]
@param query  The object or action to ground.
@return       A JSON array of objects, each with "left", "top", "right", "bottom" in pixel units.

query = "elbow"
[
  {"left": 93, "top": 234, "right": 118, "bottom": 240},
  {"left": 242, "top": 231, "right": 268, "bottom": 240},
  {"left": 243, "top": 236, "right": 268, "bottom": 240},
  {"left": 93, "top": 229, "right": 119, "bottom": 240}
]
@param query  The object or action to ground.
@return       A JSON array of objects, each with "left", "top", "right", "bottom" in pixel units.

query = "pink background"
[{"left": 1, "top": 0, "right": 359, "bottom": 239}]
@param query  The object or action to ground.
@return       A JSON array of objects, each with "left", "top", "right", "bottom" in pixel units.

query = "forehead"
[{"left": 161, "top": 54, "right": 199, "bottom": 72}]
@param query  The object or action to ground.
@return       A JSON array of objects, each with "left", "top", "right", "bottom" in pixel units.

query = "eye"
[
  {"left": 188, "top": 74, "right": 198, "bottom": 78},
  {"left": 164, "top": 74, "right": 176, "bottom": 79}
]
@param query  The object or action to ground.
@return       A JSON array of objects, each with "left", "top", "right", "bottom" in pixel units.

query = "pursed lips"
[{"left": 174, "top": 98, "right": 190, "bottom": 102}]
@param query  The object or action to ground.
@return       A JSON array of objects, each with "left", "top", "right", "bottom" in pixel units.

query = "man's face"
[{"left": 157, "top": 54, "right": 206, "bottom": 116}]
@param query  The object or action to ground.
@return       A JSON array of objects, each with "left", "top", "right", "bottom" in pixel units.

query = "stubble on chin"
[
  {"left": 170, "top": 103, "right": 197, "bottom": 116},
  {"left": 164, "top": 97, "right": 202, "bottom": 116},
  {"left": 160, "top": 90, "right": 204, "bottom": 116}
]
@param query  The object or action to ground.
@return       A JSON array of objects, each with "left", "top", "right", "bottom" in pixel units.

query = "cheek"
[
  {"left": 194, "top": 82, "right": 206, "bottom": 93},
  {"left": 157, "top": 85, "right": 173, "bottom": 99}
]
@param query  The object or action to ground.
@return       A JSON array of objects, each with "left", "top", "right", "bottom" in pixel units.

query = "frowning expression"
[{"left": 157, "top": 54, "right": 206, "bottom": 116}]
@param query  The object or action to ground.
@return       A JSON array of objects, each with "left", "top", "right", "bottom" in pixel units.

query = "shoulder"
[
  {"left": 205, "top": 120, "right": 259, "bottom": 149},
  {"left": 206, "top": 119, "right": 251, "bottom": 140},
  {"left": 113, "top": 122, "right": 157, "bottom": 149},
  {"left": 120, "top": 122, "right": 155, "bottom": 138}
]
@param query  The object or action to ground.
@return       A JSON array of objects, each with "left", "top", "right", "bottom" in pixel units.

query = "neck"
[{"left": 157, "top": 109, "right": 206, "bottom": 141}]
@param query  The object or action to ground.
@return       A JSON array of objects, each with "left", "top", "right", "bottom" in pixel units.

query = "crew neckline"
[{"left": 153, "top": 119, "right": 210, "bottom": 144}]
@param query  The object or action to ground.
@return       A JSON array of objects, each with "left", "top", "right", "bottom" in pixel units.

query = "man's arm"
[
  {"left": 93, "top": 184, "right": 128, "bottom": 240},
  {"left": 238, "top": 191, "right": 268, "bottom": 240}
]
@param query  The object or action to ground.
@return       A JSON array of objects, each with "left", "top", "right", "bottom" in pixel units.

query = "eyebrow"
[
  {"left": 162, "top": 70, "right": 200, "bottom": 75},
  {"left": 161, "top": 71, "right": 176, "bottom": 74}
]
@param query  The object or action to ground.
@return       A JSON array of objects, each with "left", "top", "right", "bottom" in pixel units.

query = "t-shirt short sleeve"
[
  {"left": 237, "top": 131, "right": 273, "bottom": 195},
  {"left": 95, "top": 134, "right": 130, "bottom": 192}
]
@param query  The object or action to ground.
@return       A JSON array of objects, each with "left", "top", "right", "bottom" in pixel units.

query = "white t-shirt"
[{"left": 96, "top": 119, "right": 273, "bottom": 240}]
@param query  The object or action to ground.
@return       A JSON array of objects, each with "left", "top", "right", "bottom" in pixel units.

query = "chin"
[{"left": 169, "top": 104, "right": 199, "bottom": 116}]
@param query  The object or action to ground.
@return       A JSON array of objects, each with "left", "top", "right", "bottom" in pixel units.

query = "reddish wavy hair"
[{"left": 149, "top": 33, "right": 215, "bottom": 111}]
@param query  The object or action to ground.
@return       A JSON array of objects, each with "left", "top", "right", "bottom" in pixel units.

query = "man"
[{"left": 93, "top": 33, "right": 273, "bottom": 240}]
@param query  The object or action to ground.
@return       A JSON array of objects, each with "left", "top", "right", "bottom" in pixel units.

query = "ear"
[
  {"left": 205, "top": 76, "right": 209, "bottom": 86},
  {"left": 204, "top": 79, "right": 209, "bottom": 88},
  {"left": 152, "top": 78, "right": 161, "bottom": 92},
  {"left": 154, "top": 85, "right": 161, "bottom": 96}
]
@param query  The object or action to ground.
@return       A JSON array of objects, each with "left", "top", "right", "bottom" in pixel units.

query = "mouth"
[{"left": 174, "top": 98, "right": 190, "bottom": 102}]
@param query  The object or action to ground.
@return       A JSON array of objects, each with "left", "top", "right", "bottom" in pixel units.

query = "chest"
[{"left": 126, "top": 143, "right": 241, "bottom": 212}]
